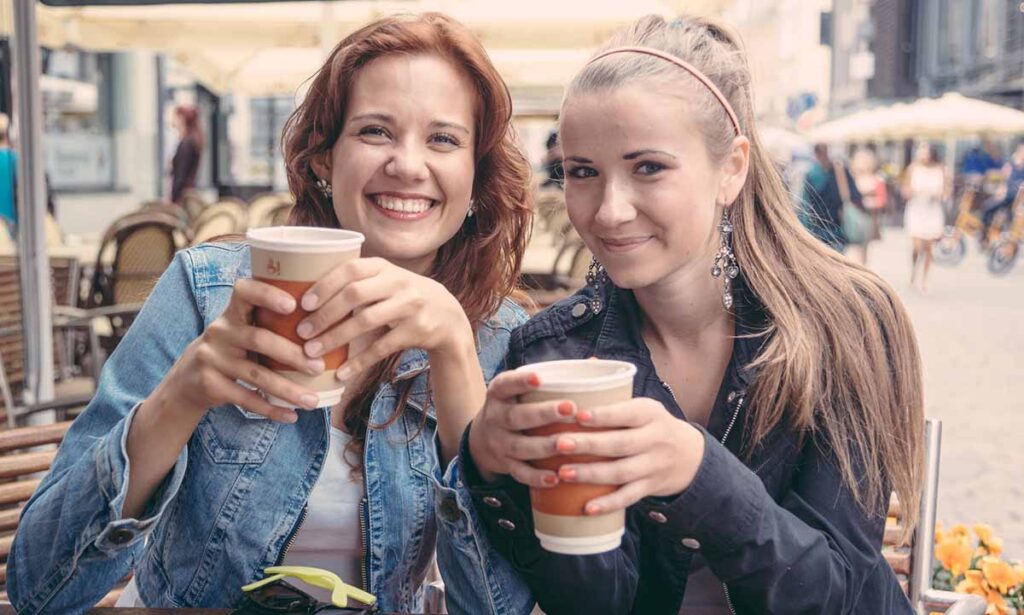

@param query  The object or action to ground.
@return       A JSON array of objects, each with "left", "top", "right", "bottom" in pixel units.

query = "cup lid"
[
  {"left": 246, "top": 226, "right": 365, "bottom": 254},
  {"left": 515, "top": 359, "right": 637, "bottom": 393}
]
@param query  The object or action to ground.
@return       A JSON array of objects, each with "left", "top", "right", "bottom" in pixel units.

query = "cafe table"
[{"left": 0, "top": 607, "right": 427, "bottom": 614}]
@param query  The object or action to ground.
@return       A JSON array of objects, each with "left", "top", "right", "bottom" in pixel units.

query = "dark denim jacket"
[{"left": 459, "top": 279, "right": 915, "bottom": 615}]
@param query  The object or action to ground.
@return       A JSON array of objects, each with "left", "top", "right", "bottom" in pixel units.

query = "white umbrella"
[
  {"left": 28, "top": 0, "right": 676, "bottom": 95},
  {"left": 809, "top": 93, "right": 1024, "bottom": 143}
]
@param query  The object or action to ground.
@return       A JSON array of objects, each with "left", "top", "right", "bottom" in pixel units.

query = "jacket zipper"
[
  {"left": 359, "top": 494, "right": 369, "bottom": 592},
  {"left": 662, "top": 380, "right": 744, "bottom": 615},
  {"left": 721, "top": 395, "right": 744, "bottom": 615},
  {"left": 276, "top": 504, "right": 309, "bottom": 565}
]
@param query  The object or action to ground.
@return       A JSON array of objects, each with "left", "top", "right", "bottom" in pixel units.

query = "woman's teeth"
[{"left": 372, "top": 195, "right": 434, "bottom": 214}]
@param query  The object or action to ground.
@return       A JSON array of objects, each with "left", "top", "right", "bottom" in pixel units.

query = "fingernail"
[
  {"left": 302, "top": 293, "right": 318, "bottom": 311},
  {"left": 557, "top": 401, "right": 575, "bottom": 417},
  {"left": 297, "top": 321, "right": 314, "bottom": 339},
  {"left": 526, "top": 373, "right": 541, "bottom": 387},
  {"left": 542, "top": 475, "right": 559, "bottom": 486},
  {"left": 556, "top": 437, "right": 576, "bottom": 453},
  {"left": 336, "top": 365, "right": 353, "bottom": 382},
  {"left": 279, "top": 296, "right": 296, "bottom": 313},
  {"left": 306, "top": 358, "right": 325, "bottom": 374},
  {"left": 586, "top": 503, "right": 602, "bottom": 515},
  {"left": 558, "top": 466, "right": 577, "bottom": 481},
  {"left": 577, "top": 410, "right": 593, "bottom": 423},
  {"left": 305, "top": 340, "right": 323, "bottom": 357},
  {"left": 299, "top": 394, "right": 319, "bottom": 410},
  {"left": 280, "top": 410, "right": 298, "bottom": 423}
]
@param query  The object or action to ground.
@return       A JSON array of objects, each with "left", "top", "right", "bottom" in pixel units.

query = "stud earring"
[
  {"left": 315, "top": 178, "right": 332, "bottom": 197},
  {"left": 711, "top": 208, "right": 740, "bottom": 309}
]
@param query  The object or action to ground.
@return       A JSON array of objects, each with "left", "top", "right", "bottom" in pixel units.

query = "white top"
[
  {"left": 116, "top": 426, "right": 365, "bottom": 607},
  {"left": 280, "top": 426, "right": 366, "bottom": 601},
  {"left": 908, "top": 165, "right": 945, "bottom": 200}
]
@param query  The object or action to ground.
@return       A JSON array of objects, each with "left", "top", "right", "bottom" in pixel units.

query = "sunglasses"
[{"left": 233, "top": 565, "right": 379, "bottom": 615}]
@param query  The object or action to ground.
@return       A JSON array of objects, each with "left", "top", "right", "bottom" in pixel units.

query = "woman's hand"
[
  {"left": 468, "top": 370, "right": 577, "bottom": 486},
  {"left": 553, "top": 398, "right": 706, "bottom": 515},
  {"left": 163, "top": 278, "right": 327, "bottom": 423},
  {"left": 295, "top": 257, "right": 474, "bottom": 380}
]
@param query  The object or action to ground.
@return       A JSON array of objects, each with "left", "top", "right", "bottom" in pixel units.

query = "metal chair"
[{"left": 885, "top": 419, "right": 988, "bottom": 615}]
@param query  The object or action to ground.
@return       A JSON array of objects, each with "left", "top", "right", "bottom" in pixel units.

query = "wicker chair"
[
  {"left": 82, "top": 210, "right": 187, "bottom": 362},
  {"left": 189, "top": 199, "right": 248, "bottom": 245},
  {"left": 247, "top": 192, "right": 294, "bottom": 229},
  {"left": 0, "top": 257, "right": 92, "bottom": 427}
]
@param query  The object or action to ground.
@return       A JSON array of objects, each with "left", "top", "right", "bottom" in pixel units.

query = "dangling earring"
[
  {"left": 585, "top": 256, "right": 607, "bottom": 314},
  {"left": 466, "top": 198, "right": 476, "bottom": 218},
  {"left": 711, "top": 208, "right": 739, "bottom": 309},
  {"left": 315, "top": 178, "right": 332, "bottom": 197}
]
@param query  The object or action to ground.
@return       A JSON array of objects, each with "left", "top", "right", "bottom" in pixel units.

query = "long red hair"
[{"left": 280, "top": 13, "right": 533, "bottom": 459}]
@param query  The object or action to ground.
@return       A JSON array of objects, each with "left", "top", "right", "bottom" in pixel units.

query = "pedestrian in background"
[
  {"left": 980, "top": 139, "right": 1024, "bottom": 243},
  {"left": 902, "top": 143, "right": 948, "bottom": 293},
  {"left": 801, "top": 142, "right": 861, "bottom": 253},
  {"left": 0, "top": 113, "right": 18, "bottom": 234},
  {"left": 849, "top": 147, "right": 888, "bottom": 266},
  {"left": 169, "top": 104, "right": 204, "bottom": 205}
]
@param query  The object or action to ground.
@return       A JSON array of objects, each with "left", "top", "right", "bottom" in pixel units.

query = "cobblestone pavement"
[
  {"left": 868, "top": 228, "right": 1024, "bottom": 559},
  {"left": 525, "top": 226, "right": 1024, "bottom": 559}
]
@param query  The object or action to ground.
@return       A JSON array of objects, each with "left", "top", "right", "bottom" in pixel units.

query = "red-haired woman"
[
  {"left": 170, "top": 104, "right": 204, "bottom": 204},
  {"left": 10, "top": 14, "right": 534, "bottom": 615}
]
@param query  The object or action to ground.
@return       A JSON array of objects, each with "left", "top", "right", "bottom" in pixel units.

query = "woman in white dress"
[{"left": 902, "top": 144, "right": 948, "bottom": 292}]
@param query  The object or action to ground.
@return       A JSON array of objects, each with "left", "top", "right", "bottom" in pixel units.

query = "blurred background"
[{"left": 0, "top": 0, "right": 1022, "bottom": 600}]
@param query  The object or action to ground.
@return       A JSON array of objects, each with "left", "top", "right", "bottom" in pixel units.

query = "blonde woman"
[
  {"left": 462, "top": 15, "right": 923, "bottom": 615},
  {"left": 850, "top": 147, "right": 888, "bottom": 266},
  {"left": 903, "top": 143, "right": 948, "bottom": 293}
]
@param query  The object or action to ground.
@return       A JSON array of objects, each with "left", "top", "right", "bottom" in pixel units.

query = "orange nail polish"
[
  {"left": 542, "top": 475, "right": 558, "bottom": 486},
  {"left": 556, "top": 437, "right": 576, "bottom": 453},
  {"left": 577, "top": 410, "right": 593, "bottom": 423},
  {"left": 559, "top": 466, "right": 577, "bottom": 481},
  {"left": 526, "top": 373, "right": 541, "bottom": 387},
  {"left": 557, "top": 401, "right": 574, "bottom": 416},
  {"left": 586, "top": 503, "right": 602, "bottom": 515}
]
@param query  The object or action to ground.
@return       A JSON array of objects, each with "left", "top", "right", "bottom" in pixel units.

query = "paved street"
[
  {"left": 525, "top": 225, "right": 1024, "bottom": 559},
  {"left": 869, "top": 228, "right": 1024, "bottom": 559}
]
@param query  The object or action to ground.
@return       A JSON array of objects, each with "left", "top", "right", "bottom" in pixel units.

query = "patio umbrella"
[{"left": 809, "top": 93, "right": 1024, "bottom": 143}]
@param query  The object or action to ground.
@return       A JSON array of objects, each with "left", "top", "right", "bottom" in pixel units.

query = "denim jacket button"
[
  {"left": 109, "top": 528, "right": 135, "bottom": 545},
  {"left": 681, "top": 537, "right": 701, "bottom": 550},
  {"left": 571, "top": 303, "right": 587, "bottom": 318},
  {"left": 482, "top": 496, "right": 502, "bottom": 508},
  {"left": 497, "top": 518, "right": 516, "bottom": 531},
  {"left": 648, "top": 511, "right": 668, "bottom": 524},
  {"left": 439, "top": 498, "right": 462, "bottom": 522}
]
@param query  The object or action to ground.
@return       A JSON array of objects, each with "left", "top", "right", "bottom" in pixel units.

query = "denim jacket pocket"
[
  {"left": 404, "top": 392, "right": 439, "bottom": 480},
  {"left": 196, "top": 404, "right": 280, "bottom": 464}
]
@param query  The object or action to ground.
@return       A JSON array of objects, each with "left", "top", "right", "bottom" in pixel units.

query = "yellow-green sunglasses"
[{"left": 236, "top": 565, "right": 378, "bottom": 614}]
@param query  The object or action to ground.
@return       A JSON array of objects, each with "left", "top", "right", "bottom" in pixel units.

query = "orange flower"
[
  {"left": 980, "top": 557, "right": 1018, "bottom": 594},
  {"left": 982, "top": 590, "right": 1008, "bottom": 615},
  {"left": 973, "top": 524, "right": 1004, "bottom": 556},
  {"left": 950, "top": 524, "right": 970, "bottom": 540},
  {"left": 937, "top": 536, "right": 975, "bottom": 577},
  {"left": 935, "top": 521, "right": 945, "bottom": 544},
  {"left": 956, "top": 570, "right": 987, "bottom": 596}
]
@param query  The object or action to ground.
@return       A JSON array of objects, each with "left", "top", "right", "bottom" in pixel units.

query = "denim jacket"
[
  {"left": 459, "top": 280, "right": 915, "bottom": 615},
  {"left": 9, "top": 242, "right": 535, "bottom": 615}
]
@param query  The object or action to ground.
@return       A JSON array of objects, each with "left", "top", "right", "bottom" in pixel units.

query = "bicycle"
[
  {"left": 986, "top": 186, "right": 1024, "bottom": 276},
  {"left": 935, "top": 178, "right": 1010, "bottom": 266}
]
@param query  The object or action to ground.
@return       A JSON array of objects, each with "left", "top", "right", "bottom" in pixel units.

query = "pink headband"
[{"left": 587, "top": 46, "right": 742, "bottom": 137}]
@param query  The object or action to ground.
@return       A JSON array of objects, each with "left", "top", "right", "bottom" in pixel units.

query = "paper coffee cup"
[
  {"left": 247, "top": 226, "right": 365, "bottom": 408},
  {"left": 516, "top": 359, "right": 637, "bottom": 555}
]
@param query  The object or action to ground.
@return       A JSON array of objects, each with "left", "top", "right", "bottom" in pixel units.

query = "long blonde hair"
[{"left": 568, "top": 16, "right": 923, "bottom": 532}]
